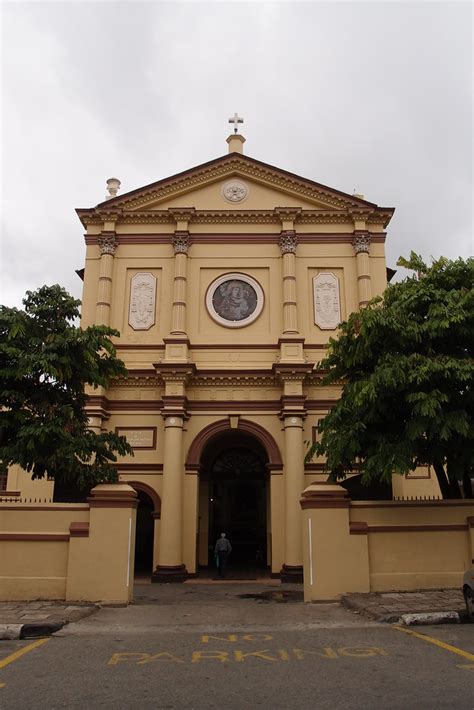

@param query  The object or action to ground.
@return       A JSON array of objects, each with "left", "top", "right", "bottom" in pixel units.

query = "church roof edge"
[{"left": 76, "top": 152, "right": 395, "bottom": 223}]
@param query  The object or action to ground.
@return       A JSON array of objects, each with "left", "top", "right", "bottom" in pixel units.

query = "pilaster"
[
  {"left": 275, "top": 208, "right": 305, "bottom": 364},
  {"left": 96, "top": 230, "right": 117, "bottom": 327},
  {"left": 274, "top": 364, "right": 312, "bottom": 583},
  {"left": 163, "top": 209, "right": 195, "bottom": 363},
  {"left": 352, "top": 229, "right": 372, "bottom": 307},
  {"left": 152, "top": 364, "right": 194, "bottom": 583}
]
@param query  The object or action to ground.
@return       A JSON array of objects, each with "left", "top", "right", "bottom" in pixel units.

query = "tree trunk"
[
  {"left": 447, "top": 456, "right": 463, "bottom": 499},
  {"left": 432, "top": 459, "right": 451, "bottom": 499},
  {"left": 462, "top": 471, "right": 473, "bottom": 499}
]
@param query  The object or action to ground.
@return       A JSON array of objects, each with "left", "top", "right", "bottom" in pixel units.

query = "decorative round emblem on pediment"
[
  {"left": 221, "top": 180, "right": 249, "bottom": 203},
  {"left": 206, "top": 273, "right": 264, "bottom": 328}
]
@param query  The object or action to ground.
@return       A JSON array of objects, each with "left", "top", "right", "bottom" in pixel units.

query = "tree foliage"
[
  {"left": 0, "top": 285, "right": 133, "bottom": 487},
  {"left": 308, "top": 254, "right": 474, "bottom": 499}
]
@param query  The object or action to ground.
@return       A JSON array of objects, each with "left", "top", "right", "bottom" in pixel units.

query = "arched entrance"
[
  {"left": 127, "top": 482, "right": 161, "bottom": 578},
  {"left": 198, "top": 431, "right": 270, "bottom": 578}
]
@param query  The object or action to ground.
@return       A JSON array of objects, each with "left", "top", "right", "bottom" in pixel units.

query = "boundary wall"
[
  {"left": 301, "top": 482, "right": 474, "bottom": 601},
  {"left": 0, "top": 484, "right": 137, "bottom": 604}
]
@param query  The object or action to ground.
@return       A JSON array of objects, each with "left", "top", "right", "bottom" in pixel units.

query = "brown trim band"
[
  {"left": 117, "top": 463, "right": 163, "bottom": 472},
  {"left": 350, "top": 522, "right": 369, "bottom": 535},
  {"left": 0, "top": 505, "right": 89, "bottom": 511},
  {"left": 69, "top": 522, "right": 90, "bottom": 538},
  {"left": 85, "top": 233, "right": 387, "bottom": 246},
  {"left": 301, "top": 499, "right": 350, "bottom": 509},
  {"left": 115, "top": 344, "right": 165, "bottom": 350},
  {"left": 351, "top": 501, "right": 474, "bottom": 509},
  {"left": 366, "top": 524, "right": 468, "bottom": 533},
  {"left": 88, "top": 499, "right": 139, "bottom": 509},
  {"left": 0, "top": 533, "right": 70, "bottom": 541}
]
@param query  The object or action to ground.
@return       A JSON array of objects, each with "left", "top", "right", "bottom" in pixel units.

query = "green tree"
[
  {"left": 308, "top": 254, "right": 474, "bottom": 499},
  {"left": 0, "top": 285, "right": 133, "bottom": 488}
]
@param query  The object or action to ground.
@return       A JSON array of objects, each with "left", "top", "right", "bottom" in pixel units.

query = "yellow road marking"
[
  {"left": 0, "top": 638, "right": 50, "bottom": 671},
  {"left": 393, "top": 625, "right": 474, "bottom": 662},
  {"left": 0, "top": 683, "right": 6, "bottom": 688}
]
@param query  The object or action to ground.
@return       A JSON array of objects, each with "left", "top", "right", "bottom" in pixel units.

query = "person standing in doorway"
[{"left": 214, "top": 532, "right": 232, "bottom": 579}]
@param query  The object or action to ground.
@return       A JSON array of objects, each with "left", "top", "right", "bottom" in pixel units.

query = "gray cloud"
[{"left": 1, "top": 1, "right": 472, "bottom": 307}]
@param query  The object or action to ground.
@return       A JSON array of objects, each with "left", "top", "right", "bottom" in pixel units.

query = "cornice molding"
[{"left": 79, "top": 209, "right": 394, "bottom": 229}]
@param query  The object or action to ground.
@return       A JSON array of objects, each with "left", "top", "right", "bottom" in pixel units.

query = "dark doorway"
[
  {"left": 134, "top": 490, "right": 154, "bottom": 576},
  {"left": 200, "top": 432, "right": 269, "bottom": 578}
]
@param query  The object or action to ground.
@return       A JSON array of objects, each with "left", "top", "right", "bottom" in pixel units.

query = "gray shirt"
[{"left": 215, "top": 538, "right": 232, "bottom": 554}]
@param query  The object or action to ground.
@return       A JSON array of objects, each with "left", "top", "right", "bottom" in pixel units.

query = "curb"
[
  {"left": 0, "top": 621, "right": 64, "bottom": 640},
  {"left": 399, "top": 611, "right": 461, "bottom": 626},
  {"left": 341, "top": 596, "right": 467, "bottom": 625}
]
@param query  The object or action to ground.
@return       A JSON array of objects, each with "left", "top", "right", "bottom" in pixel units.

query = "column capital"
[
  {"left": 279, "top": 230, "right": 298, "bottom": 254},
  {"left": 163, "top": 414, "right": 185, "bottom": 428},
  {"left": 172, "top": 231, "right": 190, "bottom": 254},
  {"left": 352, "top": 232, "right": 371, "bottom": 254},
  {"left": 98, "top": 232, "right": 118, "bottom": 256}
]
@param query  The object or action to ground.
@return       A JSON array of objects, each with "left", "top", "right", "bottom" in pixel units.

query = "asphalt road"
[{"left": 1, "top": 587, "right": 473, "bottom": 709}]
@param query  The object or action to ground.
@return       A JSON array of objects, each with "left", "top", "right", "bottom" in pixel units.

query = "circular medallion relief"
[
  {"left": 206, "top": 273, "right": 264, "bottom": 328},
  {"left": 221, "top": 180, "right": 249, "bottom": 203}
]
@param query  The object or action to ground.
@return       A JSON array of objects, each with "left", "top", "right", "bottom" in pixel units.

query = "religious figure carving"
[
  {"left": 313, "top": 272, "right": 341, "bottom": 330},
  {"left": 98, "top": 233, "right": 118, "bottom": 256},
  {"left": 222, "top": 180, "right": 248, "bottom": 203},
  {"left": 172, "top": 232, "right": 189, "bottom": 254},
  {"left": 129, "top": 272, "right": 157, "bottom": 330},
  {"left": 213, "top": 279, "right": 257, "bottom": 321},
  {"left": 279, "top": 231, "right": 297, "bottom": 254},
  {"left": 353, "top": 234, "right": 371, "bottom": 254},
  {"left": 206, "top": 273, "right": 264, "bottom": 328}
]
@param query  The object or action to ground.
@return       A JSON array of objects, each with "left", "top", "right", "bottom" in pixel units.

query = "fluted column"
[
  {"left": 280, "top": 231, "right": 299, "bottom": 334},
  {"left": 353, "top": 233, "right": 372, "bottom": 307},
  {"left": 170, "top": 232, "right": 189, "bottom": 335},
  {"left": 96, "top": 232, "right": 117, "bottom": 326},
  {"left": 153, "top": 414, "right": 187, "bottom": 582},
  {"left": 281, "top": 414, "right": 305, "bottom": 582}
]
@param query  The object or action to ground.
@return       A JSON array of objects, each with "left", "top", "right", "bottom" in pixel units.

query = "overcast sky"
[{"left": 1, "top": 1, "right": 472, "bottom": 309}]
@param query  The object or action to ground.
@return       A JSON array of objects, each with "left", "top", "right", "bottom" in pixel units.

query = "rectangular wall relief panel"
[
  {"left": 313, "top": 272, "right": 341, "bottom": 330},
  {"left": 129, "top": 272, "right": 157, "bottom": 330}
]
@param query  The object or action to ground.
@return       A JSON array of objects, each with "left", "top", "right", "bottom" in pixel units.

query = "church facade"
[{"left": 77, "top": 131, "right": 397, "bottom": 582}]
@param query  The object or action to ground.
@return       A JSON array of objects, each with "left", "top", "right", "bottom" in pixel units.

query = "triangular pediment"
[
  {"left": 95, "top": 154, "right": 378, "bottom": 212},
  {"left": 76, "top": 152, "right": 394, "bottom": 228}
]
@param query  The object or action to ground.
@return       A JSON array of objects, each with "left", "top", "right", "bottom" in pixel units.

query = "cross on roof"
[{"left": 228, "top": 112, "right": 243, "bottom": 134}]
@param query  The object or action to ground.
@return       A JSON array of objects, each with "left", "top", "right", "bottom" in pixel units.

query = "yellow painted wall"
[
  {"left": 302, "top": 483, "right": 474, "bottom": 601},
  {"left": 0, "top": 484, "right": 137, "bottom": 603}
]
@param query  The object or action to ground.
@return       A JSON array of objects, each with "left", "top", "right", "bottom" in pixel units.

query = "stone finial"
[
  {"left": 98, "top": 233, "right": 118, "bottom": 256},
  {"left": 353, "top": 234, "right": 371, "bottom": 254},
  {"left": 106, "top": 177, "right": 121, "bottom": 200},
  {"left": 279, "top": 231, "right": 298, "bottom": 254},
  {"left": 172, "top": 232, "right": 189, "bottom": 254}
]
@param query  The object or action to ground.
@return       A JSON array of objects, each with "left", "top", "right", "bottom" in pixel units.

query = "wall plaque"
[
  {"left": 221, "top": 180, "right": 249, "bottom": 203},
  {"left": 313, "top": 272, "right": 341, "bottom": 330},
  {"left": 206, "top": 273, "right": 264, "bottom": 328},
  {"left": 116, "top": 427, "right": 156, "bottom": 449},
  {"left": 129, "top": 272, "right": 156, "bottom": 330}
]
